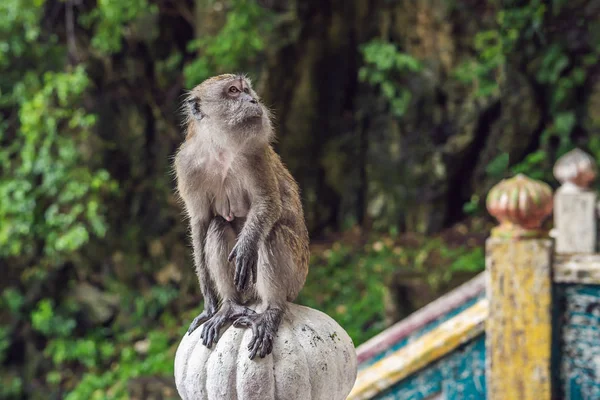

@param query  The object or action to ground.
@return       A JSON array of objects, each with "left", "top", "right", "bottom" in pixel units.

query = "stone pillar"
[
  {"left": 485, "top": 174, "right": 555, "bottom": 400},
  {"left": 552, "top": 148, "right": 598, "bottom": 254}
]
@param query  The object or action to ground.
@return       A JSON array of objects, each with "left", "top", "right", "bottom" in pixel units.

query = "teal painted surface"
[
  {"left": 361, "top": 292, "right": 485, "bottom": 370},
  {"left": 359, "top": 284, "right": 600, "bottom": 400},
  {"left": 558, "top": 284, "right": 600, "bottom": 400},
  {"left": 374, "top": 336, "right": 486, "bottom": 400}
]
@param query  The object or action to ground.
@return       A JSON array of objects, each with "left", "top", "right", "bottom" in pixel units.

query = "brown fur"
[{"left": 174, "top": 74, "right": 309, "bottom": 358}]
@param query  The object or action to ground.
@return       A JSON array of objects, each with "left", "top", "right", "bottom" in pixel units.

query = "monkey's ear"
[{"left": 188, "top": 98, "right": 205, "bottom": 121}]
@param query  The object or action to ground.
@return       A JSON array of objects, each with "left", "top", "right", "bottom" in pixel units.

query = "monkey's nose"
[{"left": 249, "top": 98, "right": 257, "bottom": 104}]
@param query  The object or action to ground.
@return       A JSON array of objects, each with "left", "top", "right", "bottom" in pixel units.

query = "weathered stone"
[
  {"left": 174, "top": 303, "right": 357, "bottom": 400},
  {"left": 486, "top": 174, "right": 553, "bottom": 238},
  {"left": 553, "top": 148, "right": 599, "bottom": 254},
  {"left": 554, "top": 189, "right": 598, "bottom": 254}
]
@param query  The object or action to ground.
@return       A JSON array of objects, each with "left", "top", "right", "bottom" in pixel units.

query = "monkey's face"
[{"left": 187, "top": 75, "right": 266, "bottom": 129}]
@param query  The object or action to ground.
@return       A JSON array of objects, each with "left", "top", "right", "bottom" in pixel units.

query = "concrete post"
[
  {"left": 485, "top": 174, "right": 554, "bottom": 400},
  {"left": 553, "top": 148, "right": 598, "bottom": 254}
]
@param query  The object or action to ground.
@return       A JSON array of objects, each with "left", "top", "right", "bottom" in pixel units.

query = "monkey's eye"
[
  {"left": 228, "top": 86, "right": 240, "bottom": 94},
  {"left": 243, "top": 88, "right": 250, "bottom": 94}
]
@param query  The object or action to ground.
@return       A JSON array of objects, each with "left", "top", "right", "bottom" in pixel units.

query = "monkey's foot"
[
  {"left": 187, "top": 308, "right": 216, "bottom": 335},
  {"left": 233, "top": 306, "right": 283, "bottom": 360},
  {"left": 200, "top": 301, "right": 256, "bottom": 348}
]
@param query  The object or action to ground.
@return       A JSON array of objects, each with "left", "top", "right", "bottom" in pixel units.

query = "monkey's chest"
[
  {"left": 212, "top": 181, "right": 251, "bottom": 221},
  {"left": 176, "top": 146, "right": 251, "bottom": 220},
  {"left": 207, "top": 152, "right": 251, "bottom": 221}
]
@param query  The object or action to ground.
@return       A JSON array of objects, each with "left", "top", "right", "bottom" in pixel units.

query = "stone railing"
[{"left": 350, "top": 147, "right": 600, "bottom": 400}]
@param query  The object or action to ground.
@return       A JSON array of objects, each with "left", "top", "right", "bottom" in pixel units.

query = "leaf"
[
  {"left": 485, "top": 152, "right": 509, "bottom": 178},
  {"left": 54, "top": 224, "right": 90, "bottom": 252},
  {"left": 554, "top": 111, "right": 576, "bottom": 135}
]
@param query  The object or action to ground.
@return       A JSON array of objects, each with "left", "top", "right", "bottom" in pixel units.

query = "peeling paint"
[
  {"left": 348, "top": 299, "right": 487, "bottom": 400},
  {"left": 358, "top": 273, "right": 486, "bottom": 369},
  {"left": 554, "top": 254, "right": 600, "bottom": 285},
  {"left": 374, "top": 338, "right": 486, "bottom": 400},
  {"left": 485, "top": 238, "right": 554, "bottom": 400},
  {"left": 559, "top": 284, "right": 600, "bottom": 400}
]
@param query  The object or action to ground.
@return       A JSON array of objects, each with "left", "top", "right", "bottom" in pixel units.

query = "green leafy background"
[{"left": 1, "top": 0, "right": 599, "bottom": 398}]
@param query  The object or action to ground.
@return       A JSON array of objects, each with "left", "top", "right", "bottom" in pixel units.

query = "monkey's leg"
[
  {"left": 234, "top": 223, "right": 308, "bottom": 359},
  {"left": 187, "top": 219, "right": 219, "bottom": 335},
  {"left": 201, "top": 217, "right": 255, "bottom": 347}
]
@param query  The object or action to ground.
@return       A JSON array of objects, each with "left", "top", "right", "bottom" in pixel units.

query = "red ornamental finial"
[{"left": 486, "top": 174, "right": 553, "bottom": 238}]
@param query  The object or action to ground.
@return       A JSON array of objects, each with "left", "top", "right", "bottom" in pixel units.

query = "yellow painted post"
[{"left": 485, "top": 174, "right": 555, "bottom": 400}]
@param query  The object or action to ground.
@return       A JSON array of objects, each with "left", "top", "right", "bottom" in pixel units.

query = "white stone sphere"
[{"left": 174, "top": 303, "right": 357, "bottom": 400}]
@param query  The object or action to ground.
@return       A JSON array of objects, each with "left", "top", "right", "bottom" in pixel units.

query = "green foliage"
[
  {"left": 60, "top": 303, "right": 179, "bottom": 400},
  {"left": 184, "top": 0, "right": 273, "bottom": 87},
  {"left": 454, "top": 0, "right": 547, "bottom": 97},
  {"left": 3, "top": 281, "right": 184, "bottom": 399},
  {"left": 510, "top": 111, "right": 578, "bottom": 180},
  {"left": 462, "top": 194, "right": 482, "bottom": 215},
  {"left": 457, "top": 0, "right": 599, "bottom": 188},
  {"left": 0, "top": 372, "right": 22, "bottom": 400},
  {"left": 68, "top": 330, "right": 174, "bottom": 399},
  {"left": 0, "top": 0, "right": 47, "bottom": 72},
  {"left": 31, "top": 299, "right": 76, "bottom": 337},
  {"left": 485, "top": 153, "right": 510, "bottom": 180},
  {"left": 81, "top": 0, "right": 159, "bottom": 53},
  {"left": 0, "top": 67, "right": 116, "bottom": 269},
  {"left": 359, "top": 40, "right": 422, "bottom": 117},
  {"left": 299, "top": 232, "right": 484, "bottom": 345},
  {"left": 45, "top": 337, "right": 113, "bottom": 368},
  {"left": 2, "top": 287, "right": 24, "bottom": 314},
  {"left": 0, "top": 325, "right": 9, "bottom": 364}
]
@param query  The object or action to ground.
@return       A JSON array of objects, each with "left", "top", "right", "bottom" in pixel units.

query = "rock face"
[{"left": 174, "top": 303, "right": 357, "bottom": 400}]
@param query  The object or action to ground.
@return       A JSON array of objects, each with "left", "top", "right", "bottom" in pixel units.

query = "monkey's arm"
[{"left": 229, "top": 150, "right": 282, "bottom": 291}]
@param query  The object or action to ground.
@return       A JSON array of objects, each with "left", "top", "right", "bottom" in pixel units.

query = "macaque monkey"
[{"left": 174, "top": 74, "right": 309, "bottom": 359}]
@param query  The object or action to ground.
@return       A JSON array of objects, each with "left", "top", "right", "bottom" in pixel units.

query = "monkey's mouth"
[{"left": 240, "top": 104, "right": 263, "bottom": 119}]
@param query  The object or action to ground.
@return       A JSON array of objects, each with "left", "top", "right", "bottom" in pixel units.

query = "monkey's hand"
[{"left": 228, "top": 241, "right": 258, "bottom": 292}]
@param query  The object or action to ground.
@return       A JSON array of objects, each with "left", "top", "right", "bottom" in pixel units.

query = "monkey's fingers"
[
  {"left": 234, "top": 259, "right": 242, "bottom": 289},
  {"left": 251, "top": 258, "right": 258, "bottom": 284},
  {"left": 201, "top": 323, "right": 212, "bottom": 347},
  {"left": 202, "top": 318, "right": 223, "bottom": 348},
  {"left": 188, "top": 311, "right": 211, "bottom": 335},
  {"left": 234, "top": 256, "right": 245, "bottom": 288},
  {"left": 259, "top": 332, "right": 274, "bottom": 358},
  {"left": 233, "top": 317, "right": 261, "bottom": 359},
  {"left": 188, "top": 320, "right": 201, "bottom": 335},
  {"left": 250, "top": 324, "right": 271, "bottom": 360},
  {"left": 248, "top": 323, "right": 264, "bottom": 351},
  {"left": 234, "top": 259, "right": 240, "bottom": 287},
  {"left": 249, "top": 340, "right": 257, "bottom": 357},
  {"left": 209, "top": 324, "right": 220, "bottom": 346},
  {"left": 249, "top": 345, "right": 259, "bottom": 360},
  {"left": 235, "top": 258, "right": 250, "bottom": 291},
  {"left": 233, "top": 317, "right": 246, "bottom": 328}
]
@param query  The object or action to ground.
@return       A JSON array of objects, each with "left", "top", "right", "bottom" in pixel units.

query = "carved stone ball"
[
  {"left": 174, "top": 303, "right": 357, "bottom": 400},
  {"left": 553, "top": 148, "right": 597, "bottom": 188},
  {"left": 486, "top": 174, "right": 553, "bottom": 229}
]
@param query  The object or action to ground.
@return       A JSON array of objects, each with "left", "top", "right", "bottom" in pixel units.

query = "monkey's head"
[{"left": 185, "top": 74, "right": 271, "bottom": 143}]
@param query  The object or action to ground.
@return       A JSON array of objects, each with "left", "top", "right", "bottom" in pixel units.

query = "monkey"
[{"left": 174, "top": 74, "right": 310, "bottom": 359}]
